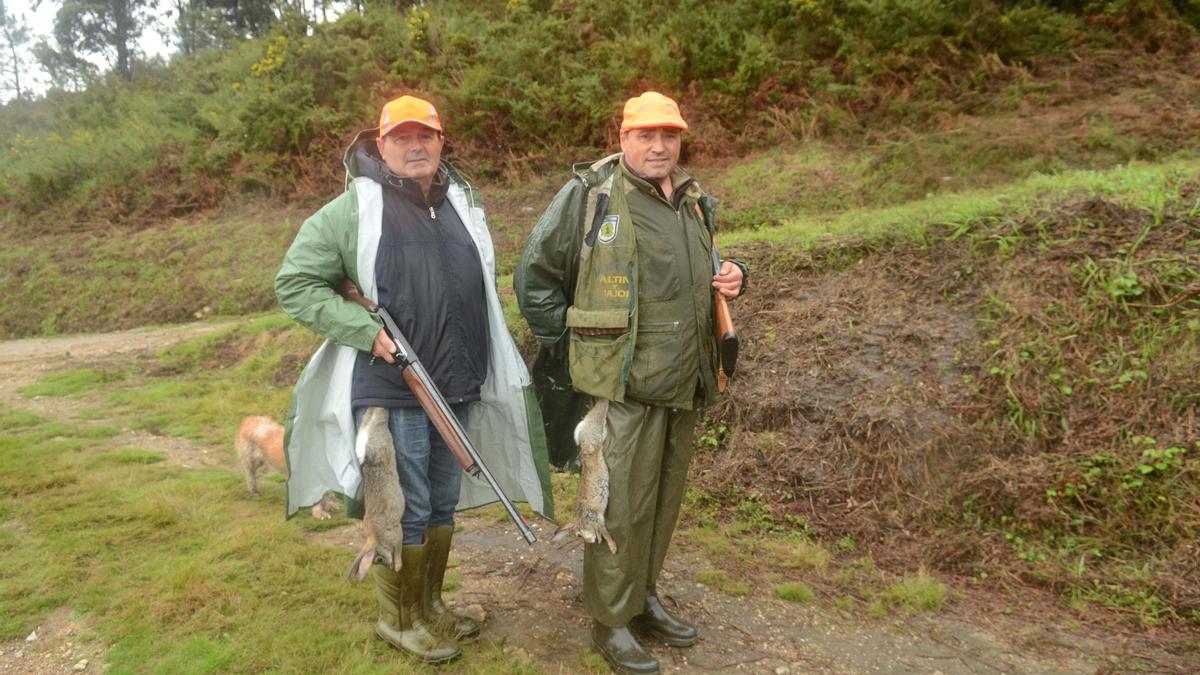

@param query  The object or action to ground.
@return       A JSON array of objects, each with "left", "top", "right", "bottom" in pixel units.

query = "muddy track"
[{"left": 0, "top": 322, "right": 1171, "bottom": 674}]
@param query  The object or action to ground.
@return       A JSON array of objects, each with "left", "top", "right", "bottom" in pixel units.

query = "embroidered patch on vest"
[{"left": 598, "top": 215, "right": 620, "bottom": 243}]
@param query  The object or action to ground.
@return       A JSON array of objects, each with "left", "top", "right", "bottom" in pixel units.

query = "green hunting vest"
[{"left": 565, "top": 155, "right": 720, "bottom": 409}]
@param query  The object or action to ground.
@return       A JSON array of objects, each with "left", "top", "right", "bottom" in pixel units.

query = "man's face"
[
  {"left": 376, "top": 122, "right": 444, "bottom": 181},
  {"left": 620, "top": 127, "right": 682, "bottom": 181}
]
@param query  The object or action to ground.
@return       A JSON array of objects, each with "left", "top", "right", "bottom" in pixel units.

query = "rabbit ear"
[
  {"left": 349, "top": 529, "right": 380, "bottom": 582},
  {"left": 347, "top": 549, "right": 371, "bottom": 582}
]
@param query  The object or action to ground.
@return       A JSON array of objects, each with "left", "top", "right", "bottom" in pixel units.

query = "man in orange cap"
[
  {"left": 276, "top": 95, "right": 553, "bottom": 664},
  {"left": 516, "top": 91, "right": 746, "bottom": 673}
]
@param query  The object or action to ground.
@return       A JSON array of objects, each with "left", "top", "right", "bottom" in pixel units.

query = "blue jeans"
[{"left": 354, "top": 405, "right": 468, "bottom": 544}]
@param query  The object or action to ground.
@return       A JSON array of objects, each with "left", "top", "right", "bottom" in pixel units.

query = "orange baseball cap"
[
  {"left": 378, "top": 95, "right": 443, "bottom": 137},
  {"left": 620, "top": 91, "right": 688, "bottom": 132}
]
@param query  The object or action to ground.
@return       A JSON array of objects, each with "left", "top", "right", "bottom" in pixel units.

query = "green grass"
[
  {"left": 774, "top": 582, "right": 816, "bottom": 603},
  {"left": 0, "top": 205, "right": 311, "bottom": 339},
  {"left": 18, "top": 368, "right": 126, "bottom": 398},
  {"left": 719, "top": 158, "right": 1200, "bottom": 250},
  {"left": 578, "top": 650, "right": 612, "bottom": 673},
  {"left": 0, "top": 405, "right": 540, "bottom": 672},
  {"left": 699, "top": 144, "right": 869, "bottom": 231},
  {"left": 94, "top": 448, "right": 168, "bottom": 465},
  {"left": 694, "top": 569, "right": 750, "bottom": 597},
  {"left": 878, "top": 570, "right": 947, "bottom": 615},
  {"left": 757, "top": 538, "right": 831, "bottom": 571},
  {"left": 684, "top": 525, "right": 737, "bottom": 559}
]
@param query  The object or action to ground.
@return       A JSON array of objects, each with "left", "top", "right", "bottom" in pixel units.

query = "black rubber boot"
[
  {"left": 424, "top": 525, "right": 481, "bottom": 641},
  {"left": 634, "top": 591, "right": 697, "bottom": 647},
  {"left": 591, "top": 621, "right": 659, "bottom": 674},
  {"left": 371, "top": 545, "right": 461, "bottom": 664}
]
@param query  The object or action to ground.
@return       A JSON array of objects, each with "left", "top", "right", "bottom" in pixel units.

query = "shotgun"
[
  {"left": 337, "top": 280, "right": 537, "bottom": 545},
  {"left": 711, "top": 248, "right": 739, "bottom": 393}
]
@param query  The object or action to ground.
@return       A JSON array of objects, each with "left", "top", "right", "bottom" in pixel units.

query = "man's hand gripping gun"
[{"left": 337, "top": 280, "right": 537, "bottom": 544}]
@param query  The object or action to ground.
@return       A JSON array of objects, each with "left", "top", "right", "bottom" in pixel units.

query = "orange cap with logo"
[
  {"left": 378, "top": 95, "right": 443, "bottom": 138},
  {"left": 620, "top": 91, "right": 688, "bottom": 132}
]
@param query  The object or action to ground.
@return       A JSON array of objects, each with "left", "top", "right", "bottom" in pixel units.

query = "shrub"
[{"left": 4, "top": 0, "right": 1173, "bottom": 225}]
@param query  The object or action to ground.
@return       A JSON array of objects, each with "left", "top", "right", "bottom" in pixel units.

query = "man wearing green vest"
[{"left": 515, "top": 92, "right": 746, "bottom": 674}]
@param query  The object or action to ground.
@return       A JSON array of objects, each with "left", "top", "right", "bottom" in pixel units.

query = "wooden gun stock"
[
  {"left": 337, "top": 278, "right": 373, "bottom": 311},
  {"left": 710, "top": 253, "right": 739, "bottom": 393},
  {"left": 402, "top": 369, "right": 477, "bottom": 473}
]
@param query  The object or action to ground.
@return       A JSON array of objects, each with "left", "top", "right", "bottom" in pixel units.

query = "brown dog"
[{"left": 235, "top": 416, "right": 336, "bottom": 520}]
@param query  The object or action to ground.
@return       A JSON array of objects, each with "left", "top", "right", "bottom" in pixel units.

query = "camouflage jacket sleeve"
[
  {"left": 274, "top": 191, "right": 381, "bottom": 352},
  {"left": 514, "top": 179, "right": 588, "bottom": 346}
]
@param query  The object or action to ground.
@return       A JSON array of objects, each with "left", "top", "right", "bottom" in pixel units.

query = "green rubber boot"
[
  {"left": 371, "top": 545, "right": 461, "bottom": 664},
  {"left": 591, "top": 621, "right": 660, "bottom": 674},
  {"left": 635, "top": 591, "right": 697, "bottom": 647},
  {"left": 424, "top": 525, "right": 481, "bottom": 641}
]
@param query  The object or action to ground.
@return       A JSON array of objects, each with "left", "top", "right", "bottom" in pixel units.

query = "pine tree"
[
  {"left": 53, "top": 0, "right": 152, "bottom": 81},
  {"left": 0, "top": 0, "right": 30, "bottom": 100}
]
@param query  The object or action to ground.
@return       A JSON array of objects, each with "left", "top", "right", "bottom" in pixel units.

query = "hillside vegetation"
[
  {"left": 706, "top": 161, "right": 1200, "bottom": 624},
  {"left": 2, "top": 0, "right": 1198, "bottom": 229},
  {"left": 3, "top": 2, "right": 1200, "bottom": 338}
]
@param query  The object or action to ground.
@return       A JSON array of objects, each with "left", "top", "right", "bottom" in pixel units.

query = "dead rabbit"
[{"left": 347, "top": 406, "right": 407, "bottom": 581}]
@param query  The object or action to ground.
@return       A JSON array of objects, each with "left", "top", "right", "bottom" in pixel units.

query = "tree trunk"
[
  {"left": 114, "top": 0, "right": 131, "bottom": 80},
  {"left": 8, "top": 40, "right": 19, "bottom": 99}
]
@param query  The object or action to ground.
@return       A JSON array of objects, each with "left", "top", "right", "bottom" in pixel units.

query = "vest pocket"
[
  {"left": 627, "top": 320, "right": 682, "bottom": 403},
  {"left": 566, "top": 307, "right": 630, "bottom": 402},
  {"left": 636, "top": 233, "right": 681, "bottom": 302}
]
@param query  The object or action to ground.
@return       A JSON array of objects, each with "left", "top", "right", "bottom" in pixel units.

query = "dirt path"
[{"left": 0, "top": 323, "right": 1174, "bottom": 674}]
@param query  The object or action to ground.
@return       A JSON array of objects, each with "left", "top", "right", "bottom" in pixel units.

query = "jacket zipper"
[{"left": 429, "top": 206, "right": 437, "bottom": 220}]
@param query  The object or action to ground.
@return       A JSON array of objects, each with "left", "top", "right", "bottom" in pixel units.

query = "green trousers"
[{"left": 583, "top": 398, "right": 698, "bottom": 627}]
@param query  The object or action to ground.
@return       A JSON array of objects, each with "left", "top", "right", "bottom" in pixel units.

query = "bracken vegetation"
[
  {"left": 2, "top": 0, "right": 1198, "bottom": 228},
  {"left": 700, "top": 163, "right": 1200, "bottom": 624}
]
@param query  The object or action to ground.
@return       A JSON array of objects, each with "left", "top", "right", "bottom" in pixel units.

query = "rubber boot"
[
  {"left": 371, "top": 545, "right": 460, "bottom": 664},
  {"left": 634, "top": 591, "right": 697, "bottom": 647},
  {"left": 591, "top": 621, "right": 659, "bottom": 674},
  {"left": 424, "top": 525, "right": 481, "bottom": 641}
]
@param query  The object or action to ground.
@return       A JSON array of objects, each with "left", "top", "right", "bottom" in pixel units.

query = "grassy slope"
[{"left": 705, "top": 158, "right": 1200, "bottom": 625}]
